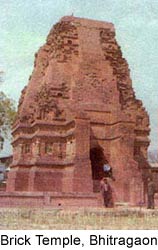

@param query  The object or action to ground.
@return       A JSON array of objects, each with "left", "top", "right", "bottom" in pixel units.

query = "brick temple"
[{"left": 4, "top": 16, "right": 151, "bottom": 207}]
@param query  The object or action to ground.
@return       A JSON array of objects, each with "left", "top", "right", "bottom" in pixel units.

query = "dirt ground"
[{"left": 0, "top": 206, "right": 158, "bottom": 230}]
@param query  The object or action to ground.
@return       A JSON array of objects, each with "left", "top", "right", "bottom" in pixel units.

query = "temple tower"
[{"left": 7, "top": 16, "right": 150, "bottom": 206}]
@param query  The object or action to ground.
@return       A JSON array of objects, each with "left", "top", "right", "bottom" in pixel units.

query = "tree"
[
  {"left": 0, "top": 70, "right": 4, "bottom": 83},
  {"left": 0, "top": 72, "right": 16, "bottom": 150},
  {"left": 0, "top": 91, "right": 16, "bottom": 132}
]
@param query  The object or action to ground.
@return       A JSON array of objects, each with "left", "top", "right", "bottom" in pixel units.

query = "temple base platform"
[{"left": 0, "top": 191, "right": 101, "bottom": 208}]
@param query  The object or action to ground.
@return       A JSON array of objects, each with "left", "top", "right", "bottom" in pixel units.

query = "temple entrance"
[{"left": 90, "top": 146, "right": 108, "bottom": 192}]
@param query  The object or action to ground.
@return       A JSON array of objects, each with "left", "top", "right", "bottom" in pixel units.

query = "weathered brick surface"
[
  {"left": 0, "top": 192, "right": 100, "bottom": 208},
  {"left": 6, "top": 16, "right": 151, "bottom": 206}
]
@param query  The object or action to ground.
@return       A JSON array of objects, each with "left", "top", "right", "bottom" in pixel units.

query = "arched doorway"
[{"left": 90, "top": 146, "right": 109, "bottom": 192}]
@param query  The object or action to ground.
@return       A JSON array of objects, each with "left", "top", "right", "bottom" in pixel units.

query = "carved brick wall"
[{"left": 7, "top": 16, "right": 151, "bottom": 206}]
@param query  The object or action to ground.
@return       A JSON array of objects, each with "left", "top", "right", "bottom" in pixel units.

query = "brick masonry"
[{"left": 4, "top": 16, "right": 151, "bottom": 207}]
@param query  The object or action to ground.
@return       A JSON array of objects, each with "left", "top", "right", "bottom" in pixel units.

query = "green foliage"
[
  {"left": 0, "top": 71, "right": 4, "bottom": 83},
  {"left": 0, "top": 68, "right": 16, "bottom": 136},
  {"left": 0, "top": 91, "right": 16, "bottom": 131},
  {"left": 0, "top": 91, "right": 16, "bottom": 136}
]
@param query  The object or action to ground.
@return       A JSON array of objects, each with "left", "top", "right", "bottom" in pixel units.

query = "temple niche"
[{"left": 6, "top": 16, "right": 151, "bottom": 207}]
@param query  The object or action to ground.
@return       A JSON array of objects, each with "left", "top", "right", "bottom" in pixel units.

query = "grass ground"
[{"left": 0, "top": 207, "right": 158, "bottom": 229}]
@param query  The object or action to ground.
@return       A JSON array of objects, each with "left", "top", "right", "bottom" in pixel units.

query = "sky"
[{"left": 0, "top": 0, "right": 157, "bottom": 155}]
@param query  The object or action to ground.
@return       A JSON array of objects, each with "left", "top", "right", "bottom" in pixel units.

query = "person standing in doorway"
[
  {"left": 103, "top": 163, "right": 115, "bottom": 181},
  {"left": 100, "top": 177, "right": 113, "bottom": 207}
]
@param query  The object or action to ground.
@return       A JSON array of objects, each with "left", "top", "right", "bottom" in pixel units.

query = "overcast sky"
[{"left": 0, "top": 0, "right": 157, "bottom": 155}]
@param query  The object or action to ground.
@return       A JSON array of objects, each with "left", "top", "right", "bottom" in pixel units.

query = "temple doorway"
[{"left": 90, "top": 146, "right": 108, "bottom": 192}]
